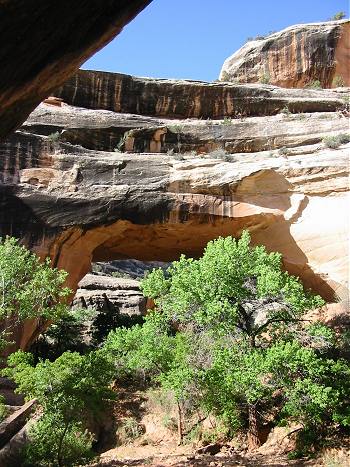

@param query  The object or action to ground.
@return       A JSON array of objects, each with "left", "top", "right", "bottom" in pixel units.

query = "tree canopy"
[
  {"left": 0, "top": 236, "right": 71, "bottom": 350},
  {"left": 105, "top": 232, "right": 350, "bottom": 450}
]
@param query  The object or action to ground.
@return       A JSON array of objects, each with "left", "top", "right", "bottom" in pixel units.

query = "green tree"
[
  {"left": 30, "top": 308, "right": 95, "bottom": 361},
  {"left": 0, "top": 236, "right": 71, "bottom": 351},
  {"left": 105, "top": 232, "right": 350, "bottom": 450},
  {"left": 3, "top": 350, "right": 115, "bottom": 466},
  {"left": 24, "top": 414, "right": 94, "bottom": 467},
  {"left": 329, "top": 11, "right": 346, "bottom": 21}
]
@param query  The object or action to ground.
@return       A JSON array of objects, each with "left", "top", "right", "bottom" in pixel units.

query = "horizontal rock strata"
[
  {"left": 72, "top": 274, "right": 147, "bottom": 316},
  {"left": 0, "top": 71, "right": 348, "bottom": 349},
  {"left": 53, "top": 70, "right": 345, "bottom": 119}
]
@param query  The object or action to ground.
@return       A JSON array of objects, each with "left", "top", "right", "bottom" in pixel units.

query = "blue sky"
[{"left": 83, "top": 0, "right": 349, "bottom": 82}]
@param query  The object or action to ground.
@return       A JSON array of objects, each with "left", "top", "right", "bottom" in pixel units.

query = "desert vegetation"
[
  {"left": 1, "top": 233, "right": 350, "bottom": 465},
  {"left": 322, "top": 133, "right": 350, "bottom": 149}
]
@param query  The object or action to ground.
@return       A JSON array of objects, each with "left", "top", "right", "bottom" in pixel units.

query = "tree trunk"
[
  {"left": 177, "top": 401, "right": 184, "bottom": 445},
  {"left": 247, "top": 404, "right": 261, "bottom": 449},
  {"left": 57, "top": 423, "right": 69, "bottom": 467}
]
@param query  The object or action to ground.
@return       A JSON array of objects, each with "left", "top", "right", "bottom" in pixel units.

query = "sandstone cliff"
[
  {"left": 219, "top": 20, "right": 350, "bottom": 88},
  {"left": 0, "top": 70, "right": 348, "bottom": 349},
  {"left": 54, "top": 69, "right": 344, "bottom": 118},
  {"left": 0, "top": 0, "right": 152, "bottom": 140}
]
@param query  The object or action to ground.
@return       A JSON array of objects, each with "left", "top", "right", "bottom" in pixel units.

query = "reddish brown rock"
[
  {"left": 220, "top": 20, "right": 350, "bottom": 88},
  {"left": 54, "top": 69, "right": 344, "bottom": 119},
  {"left": 0, "top": 0, "right": 152, "bottom": 140},
  {"left": 0, "top": 72, "right": 348, "bottom": 350}
]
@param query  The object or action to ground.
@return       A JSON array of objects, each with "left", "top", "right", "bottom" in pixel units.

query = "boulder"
[{"left": 72, "top": 273, "right": 147, "bottom": 316}]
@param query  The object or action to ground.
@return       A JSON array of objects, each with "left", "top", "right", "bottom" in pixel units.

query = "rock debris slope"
[
  {"left": 0, "top": 70, "right": 349, "bottom": 348},
  {"left": 219, "top": 20, "right": 350, "bottom": 88}
]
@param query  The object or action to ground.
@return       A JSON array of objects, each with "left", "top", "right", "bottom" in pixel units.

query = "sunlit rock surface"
[
  {"left": 72, "top": 273, "right": 146, "bottom": 316},
  {"left": 219, "top": 20, "right": 350, "bottom": 88},
  {"left": 0, "top": 70, "right": 348, "bottom": 349}
]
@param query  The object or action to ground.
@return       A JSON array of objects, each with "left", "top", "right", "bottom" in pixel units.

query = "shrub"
[
  {"left": 47, "top": 132, "right": 60, "bottom": 143},
  {"left": 183, "top": 150, "right": 197, "bottom": 158},
  {"left": 329, "top": 12, "right": 346, "bottom": 21},
  {"left": 247, "top": 34, "right": 266, "bottom": 42},
  {"left": 3, "top": 350, "right": 115, "bottom": 466},
  {"left": 111, "top": 270, "right": 133, "bottom": 279},
  {"left": 104, "top": 232, "right": 350, "bottom": 450},
  {"left": 139, "top": 234, "right": 349, "bottom": 449},
  {"left": 220, "top": 71, "right": 230, "bottom": 82},
  {"left": 340, "top": 96, "right": 350, "bottom": 114},
  {"left": 323, "top": 133, "right": 350, "bottom": 149},
  {"left": 168, "top": 124, "right": 184, "bottom": 134},
  {"left": 207, "top": 149, "right": 229, "bottom": 160},
  {"left": 172, "top": 153, "right": 185, "bottom": 161},
  {"left": 162, "top": 414, "right": 178, "bottom": 432},
  {"left": 246, "top": 31, "right": 276, "bottom": 43},
  {"left": 332, "top": 75, "right": 345, "bottom": 87},
  {"left": 280, "top": 106, "right": 292, "bottom": 118},
  {"left": 323, "top": 136, "right": 341, "bottom": 149},
  {"left": 0, "top": 395, "right": 7, "bottom": 422},
  {"left": 223, "top": 117, "right": 233, "bottom": 125},
  {"left": 117, "top": 417, "right": 144, "bottom": 443},
  {"left": 279, "top": 146, "right": 290, "bottom": 156},
  {"left": 259, "top": 73, "right": 270, "bottom": 84},
  {"left": 24, "top": 414, "right": 95, "bottom": 467},
  {"left": 114, "top": 130, "right": 133, "bottom": 153},
  {"left": 30, "top": 308, "right": 95, "bottom": 361},
  {"left": 305, "top": 80, "right": 322, "bottom": 89}
]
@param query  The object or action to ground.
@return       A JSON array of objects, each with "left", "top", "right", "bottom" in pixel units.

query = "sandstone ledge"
[{"left": 53, "top": 70, "right": 345, "bottom": 119}]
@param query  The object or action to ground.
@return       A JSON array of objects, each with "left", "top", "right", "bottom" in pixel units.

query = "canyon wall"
[
  {"left": 0, "top": 0, "right": 152, "bottom": 140},
  {"left": 54, "top": 69, "right": 344, "bottom": 118},
  {"left": 0, "top": 70, "right": 348, "bottom": 348},
  {"left": 219, "top": 20, "right": 350, "bottom": 88}
]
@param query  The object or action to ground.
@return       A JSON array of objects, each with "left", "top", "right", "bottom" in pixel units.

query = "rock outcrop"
[
  {"left": 54, "top": 69, "right": 345, "bottom": 119},
  {"left": 0, "top": 0, "right": 152, "bottom": 140},
  {"left": 93, "top": 260, "right": 167, "bottom": 279},
  {"left": 219, "top": 20, "right": 350, "bottom": 88},
  {"left": 72, "top": 274, "right": 147, "bottom": 316},
  {"left": 0, "top": 70, "right": 349, "bottom": 349}
]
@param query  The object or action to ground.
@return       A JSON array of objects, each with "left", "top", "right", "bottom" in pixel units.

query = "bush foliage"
[
  {"left": 4, "top": 350, "right": 115, "bottom": 466},
  {"left": 103, "top": 232, "right": 350, "bottom": 449},
  {"left": 0, "top": 237, "right": 71, "bottom": 351},
  {"left": 3, "top": 233, "right": 350, "bottom": 462}
]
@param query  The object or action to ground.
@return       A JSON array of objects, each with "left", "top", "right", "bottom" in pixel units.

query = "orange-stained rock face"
[
  {"left": 0, "top": 71, "right": 349, "bottom": 350},
  {"left": 220, "top": 20, "right": 350, "bottom": 88}
]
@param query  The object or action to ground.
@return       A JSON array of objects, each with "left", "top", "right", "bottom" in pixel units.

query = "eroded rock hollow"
[{"left": 0, "top": 68, "right": 349, "bottom": 348}]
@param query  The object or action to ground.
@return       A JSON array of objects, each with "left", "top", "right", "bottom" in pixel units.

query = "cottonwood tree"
[
  {"left": 105, "top": 232, "right": 350, "bottom": 450},
  {"left": 4, "top": 350, "right": 115, "bottom": 467},
  {"left": 0, "top": 236, "right": 71, "bottom": 351}
]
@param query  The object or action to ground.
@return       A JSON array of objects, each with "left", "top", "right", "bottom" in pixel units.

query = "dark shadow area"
[{"left": 0, "top": 185, "right": 56, "bottom": 245}]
